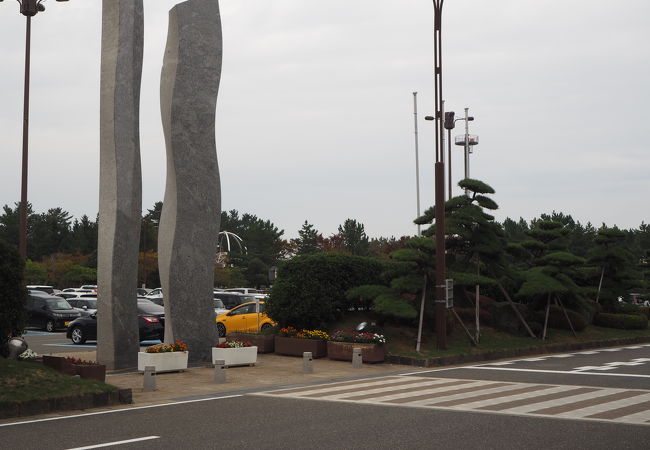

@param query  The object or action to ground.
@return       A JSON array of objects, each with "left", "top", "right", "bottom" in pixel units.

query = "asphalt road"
[{"left": 3, "top": 342, "right": 649, "bottom": 449}]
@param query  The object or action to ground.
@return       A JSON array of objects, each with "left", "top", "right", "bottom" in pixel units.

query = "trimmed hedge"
[
  {"left": 0, "top": 241, "right": 27, "bottom": 357},
  {"left": 533, "top": 305, "right": 588, "bottom": 332},
  {"left": 266, "top": 252, "right": 385, "bottom": 329},
  {"left": 593, "top": 313, "right": 648, "bottom": 330}
]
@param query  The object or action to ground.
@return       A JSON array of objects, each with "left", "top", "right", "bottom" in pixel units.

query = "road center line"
[
  {"left": 66, "top": 436, "right": 160, "bottom": 450},
  {"left": 0, "top": 394, "right": 242, "bottom": 428}
]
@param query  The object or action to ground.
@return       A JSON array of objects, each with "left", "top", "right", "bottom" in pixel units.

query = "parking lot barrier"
[
  {"left": 302, "top": 352, "right": 313, "bottom": 373},
  {"left": 213, "top": 359, "right": 226, "bottom": 383},
  {"left": 352, "top": 347, "right": 363, "bottom": 368},
  {"left": 143, "top": 366, "right": 157, "bottom": 391}
]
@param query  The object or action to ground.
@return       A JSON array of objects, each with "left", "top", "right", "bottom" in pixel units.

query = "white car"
[
  {"left": 144, "top": 288, "right": 163, "bottom": 300},
  {"left": 66, "top": 298, "right": 98, "bottom": 317}
]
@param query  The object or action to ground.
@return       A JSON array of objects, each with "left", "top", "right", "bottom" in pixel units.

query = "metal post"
[
  {"left": 19, "top": 14, "right": 32, "bottom": 261},
  {"left": 464, "top": 107, "right": 470, "bottom": 182},
  {"left": 302, "top": 352, "right": 313, "bottom": 373},
  {"left": 433, "top": 0, "right": 447, "bottom": 350},
  {"left": 413, "top": 92, "right": 421, "bottom": 236},
  {"left": 352, "top": 348, "right": 362, "bottom": 368},
  {"left": 447, "top": 128, "right": 452, "bottom": 200}
]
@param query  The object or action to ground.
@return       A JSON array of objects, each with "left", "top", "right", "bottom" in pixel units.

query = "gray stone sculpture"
[
  {"left": 97, "top": 0, "right": 144, "bottom": 370},
  {"left": 158, "top": 0, "right": 222, "bottom": 362}
]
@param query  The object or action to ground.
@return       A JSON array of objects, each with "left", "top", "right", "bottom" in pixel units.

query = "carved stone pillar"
[
  {"left": 97, "top": 0, "right": 144, "bottom": 370},
  {"left": 158, "top": 0, "right": 222, "bottom": 362}
]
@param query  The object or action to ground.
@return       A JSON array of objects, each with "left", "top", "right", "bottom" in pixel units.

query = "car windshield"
[
  {"left": 83, "top": 299, "right": 98, "bottom": 308},
  {"left": 45, "top": 299, "right": 73, "bottom": 310},
  {"left": 138, "top": 301, "right": 164, "bottom": 315},
  {"left": 214, "top": 299, "right": 225, "bottom": 309}
]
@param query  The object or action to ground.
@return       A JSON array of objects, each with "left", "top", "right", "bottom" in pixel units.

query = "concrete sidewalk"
[{"left": 53, "top": 350, "right": 416, "bottom": 407}]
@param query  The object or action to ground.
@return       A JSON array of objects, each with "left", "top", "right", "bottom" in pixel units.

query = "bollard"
[
  {"left": 352, "top": 347, "right": 363, "bottom": 368},
  {"left": 213, "top": 359, "right": 226, "bottom": 383},
  {"left": 303, "top": 352, "right": 313, "bottom": 373},
  {"left": 143, "top": 365, "right": 157, "bottom": 392}
]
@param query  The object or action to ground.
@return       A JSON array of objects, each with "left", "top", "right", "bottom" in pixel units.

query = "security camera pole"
[
  {"left": 1, "top": 0, "right": 70, "bottom": 261},
  {"left": 432, "top": 0, "right": 447, "bottom": 349}
]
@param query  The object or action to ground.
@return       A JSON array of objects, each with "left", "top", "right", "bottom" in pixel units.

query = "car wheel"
[
  {"left": 45, "top": 320, "right": 55, "bottom": 333},
  {"left": 260, "top": 323, "right": 272, "bottom": 332},
  {"left": 70, "top": 327, "right": 86, "bottom": 345},
  {"left": 217, "top": 322, "right": 226, "bottom": 337}
]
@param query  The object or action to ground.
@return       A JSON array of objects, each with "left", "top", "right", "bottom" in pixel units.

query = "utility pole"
[
  {"left": 432, "top": 0, "right": 447, "bottom": 350},
  {"left": 412, "top": 92, "right": 421, "bottom": 236}
]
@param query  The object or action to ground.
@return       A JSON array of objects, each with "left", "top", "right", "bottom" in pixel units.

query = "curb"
[
  {"left": 0, "top": 388, "right": 132, "bottom": 420},
  {"left": 385, "top": 336, "right": 650, "bottom": 367}
]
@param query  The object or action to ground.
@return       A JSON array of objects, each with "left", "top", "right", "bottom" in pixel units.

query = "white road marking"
[
  {"left": 0, "top": 394, "right": 242, "bottom": 428},
  {"left": 468, "top": 366, "right": 650, "bottom": 378},
  {"left": 66, "top": 436, "right": 160, "bottom": 449}
]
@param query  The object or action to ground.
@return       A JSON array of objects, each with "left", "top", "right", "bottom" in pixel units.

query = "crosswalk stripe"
[
  {"left": 477, "top": 387, "right": 598, "bottom": 411},
  {"left": 255, "top": 375, "right": 650, "bottom": 425},
  {"left": 531, "top": 390, "right": 648, "bottom": 415}
]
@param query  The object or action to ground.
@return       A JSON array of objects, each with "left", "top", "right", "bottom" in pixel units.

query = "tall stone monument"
[
  {"left": 97, "top": 0, "right": 144, "bottom": 370},
  {"left": 158, "top": 0, "right": 222, "bottom": 362}
]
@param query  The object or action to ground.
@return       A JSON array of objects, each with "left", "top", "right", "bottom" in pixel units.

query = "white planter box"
[
  {"left": 211, "top": 346, "right": 257, "bottom": 367},
  {"left": 138, "top": 351, "right": 188, "bottom": 373}
]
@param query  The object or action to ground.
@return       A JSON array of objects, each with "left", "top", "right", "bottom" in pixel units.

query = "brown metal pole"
[
  {"left": 433, "top": 0, "right": 447, "bottom": 349},
  {"left": 19, "top": 14, "right": 32, "bottom": 262}
]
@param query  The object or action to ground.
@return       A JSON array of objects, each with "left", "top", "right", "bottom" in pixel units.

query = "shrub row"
[{"left": 593, "top": 313, "right": 648, "bottom": 330}]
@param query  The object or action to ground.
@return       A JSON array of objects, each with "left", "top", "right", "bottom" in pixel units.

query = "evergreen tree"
[
  {"left": 336, "top": 218, "right": 370, "bottom": 256},
  {"left": 293, "top": 220, "right": 321, "bottom": 256}
]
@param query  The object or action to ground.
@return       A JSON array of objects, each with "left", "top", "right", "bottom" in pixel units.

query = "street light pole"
[
  {"left": 432, "top": 0, "right": 447, "bottom": 350},
  {"left": 2, "top": 0, "right": 71, "bottom": 261},
  {"left": 412, "top": 92, "right": 421, "bottom": 236},
  {"left": 464, "top": 107, "right": 470, "bottom": 181}
]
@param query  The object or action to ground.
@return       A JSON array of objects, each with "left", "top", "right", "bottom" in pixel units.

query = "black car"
[
  {"left": 26, "top": 292, "right": 81, "bottom": 332},
  {"left": 66, "top": 299, "right": 165, "bottom": 344}
]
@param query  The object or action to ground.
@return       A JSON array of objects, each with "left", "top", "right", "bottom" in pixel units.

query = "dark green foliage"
[
  {"left": 374, "top": 293, "right": 418, "bottom": 319},
  {"left": 0, "top": 241, "right": 27, "bottom": 356},
  {"left": 266, "top": 252, "right": 384, "bottom": 329},
  {"left": 593, "top": 313, "right": 648, "bottom": 330},
  {"left": 532, "top": 306, "right": 588, "bottom": 332},
  {"left": 489, "top": 302, "right": 534, "bottom": 336},
  {"left": 336, "top": 219, "right": 370, "bottom": 256},
  {"left": 293, "top": 220, "right": 322, "bottom": 256},
  {"left": 638, "top": 306, "right": 650, "bottom": 320},
  {"left": 458, "top": 178, "right": 495, "bottom": 194}
]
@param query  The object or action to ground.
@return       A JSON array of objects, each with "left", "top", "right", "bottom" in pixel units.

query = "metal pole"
[
  {"left": 447, "top": 128, "right": 452, "bottom": 200},
  {"left": 433, "top": 0, "right": 447, "bottom": 350},
  {"left": 412, "top": 92, "right": 421, "bottom": 236},
  {"left": 464, "top": 107, "right": 470, "bottom": 180},
  {"left": 19, "top": 14, "right": 32, "bottom": 261}
]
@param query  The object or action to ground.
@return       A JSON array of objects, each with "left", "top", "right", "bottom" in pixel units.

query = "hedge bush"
[
  {"left": 266, "top": 252, "right": 385, "bottom": 329},
  {"left": 533, "top": 305, "right": 588, "bottom": 332},
  {"left": 0, "top": 241, "right": 27, "bottom": 357},
  {"left": 593, "top": 313, "right": 648, "bottom": 330}
]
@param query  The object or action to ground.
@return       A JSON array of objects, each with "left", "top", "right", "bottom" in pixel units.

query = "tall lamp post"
[
  {"left": 1, "top": 0, "right": 70, "bottom": 261},
  {"left": 454, "top": 107, "right": 479, "bottom": 194},
  {"left": 431, "top": 0, "right": 447, "bottom": 350},
  {"left": 443, "top": 110, "right": 475, "bottom": 199}
]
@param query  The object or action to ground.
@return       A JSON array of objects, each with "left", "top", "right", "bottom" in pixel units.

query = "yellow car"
[{"left": 216, "top": 301, "right": 275, "bottom": 337}]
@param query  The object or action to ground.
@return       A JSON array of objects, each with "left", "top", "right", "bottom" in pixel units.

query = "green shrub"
[
  {"left": 489, "top": 302, "right": 533, "bottom": 336},
  {"left": 455, "top": 307, "right": 493, "bottom": 326},
  {"left": 533, "top": 305, "right": 588, "bottom": 332},
  {"left": 593, "top": 313, "right": 648, "bottom": 330},
  {"left": 639, "top": 306, "right": 650, "bottom": 320},
  {"left": 266, "top": 252, "right": 385, "bottom": 329},
  {"left": 0, "top": 241, "right": 27, "bottom": 357}
]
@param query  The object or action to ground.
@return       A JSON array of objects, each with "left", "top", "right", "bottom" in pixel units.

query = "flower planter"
[
  {"left": 327, "top": 341, "right": 386, "bottom": 363},
  {"left": 75, "top": 364, "right": 107, "bottom": 382},
  {"left": 228, "top": 333, "right": 275, "bottom": 353},
  {"left": 211, "top": 346, "right": 258, "bottom": 367},
  {"left": 42, "top": 355, "right": 76, "bottom": 375},
  {"left": 274, "top": 336, "right": 327, "bottom": 358},
  {"left": 137, "top": 351, "right": 188, "bottom": 373}
]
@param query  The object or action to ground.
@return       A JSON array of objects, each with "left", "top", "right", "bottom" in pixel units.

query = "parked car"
[
  {"left": 214, "top": 298, "right": 229, "bottom": 316},
  {"left": 62, "top": 288, "right": 94, "bottom": 293},
  {"left": 144, "top": 288, "right": 163, "bottom": 301},
  {"left": 66, "top": 299, "right": 165, "bottom": 345},
  {"left": 213, "top": 292, "right": 256, "bottom": 310},
  {"left": 223, "top": 288, "right": 262, "bottom": 295},
  {"left": 215, "top": 301, "right": 275, "bottom": 337},
  {"left": 66, "top": 297, "right": 97, "bottom": 316},
  {"left": 26, "top": 285, "right": 55, "bottom": 295},
  {"left": 136, "top": 288, "right": 151, "bottom": 297},
  {"left": 25, "top": 293, "right": 81, "bottom": 332},
  {"left": 79, "top": 284, "right": 98, "bottom": 294}
]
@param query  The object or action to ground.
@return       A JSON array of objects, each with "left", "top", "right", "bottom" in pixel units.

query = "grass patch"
[
  {"left": 0, "top": 358, "right": 116, "bottom": 403},
  {"left": 329, "top": 312, "right": 650, "bottom": 359}
]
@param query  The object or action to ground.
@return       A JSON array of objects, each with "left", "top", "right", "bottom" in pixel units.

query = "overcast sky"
[{"left": 1, "top": 0, "right": 648, "bottom": 240}]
